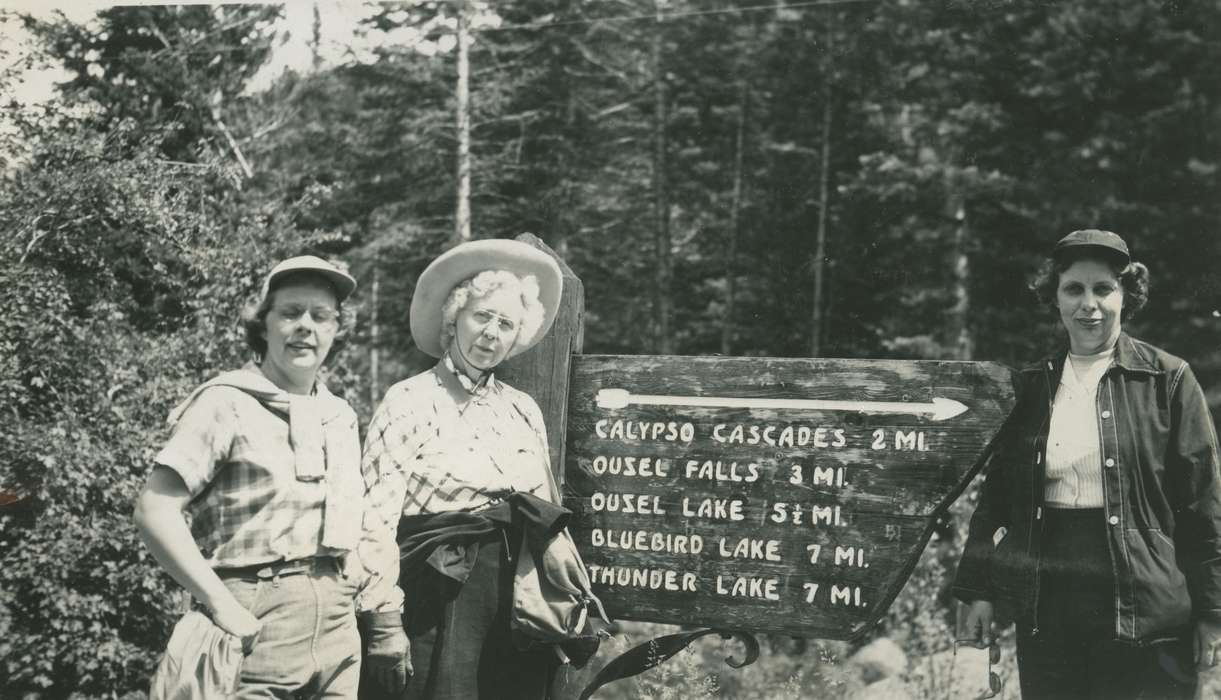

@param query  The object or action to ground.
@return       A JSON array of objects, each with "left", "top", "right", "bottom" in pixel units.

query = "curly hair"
[
  {"left": 241, "top": 270, "right": 353, "bottom": 363},
  {"left": 1030, "top": 250, "right": 1150, "bottom": 321},
  {"left": 438, "top": 270, "right": 545, "bottom": 357}
]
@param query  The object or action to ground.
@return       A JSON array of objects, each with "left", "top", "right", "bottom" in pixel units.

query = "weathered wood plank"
[
  {"left": 498, "top": 233, "right": 584, "bottom": 487},
  {"left": 564, "top": 354, "right": 1014, "bottom": 639}
]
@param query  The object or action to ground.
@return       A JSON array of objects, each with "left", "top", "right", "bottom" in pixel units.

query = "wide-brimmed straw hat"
[{"left": 410, "top": 238, "right": 563, "bottom": 359}]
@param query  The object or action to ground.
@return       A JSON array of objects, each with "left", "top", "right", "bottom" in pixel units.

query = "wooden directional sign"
[{"left": 563, "top": 355, "right": 1014, "bottom": 640}]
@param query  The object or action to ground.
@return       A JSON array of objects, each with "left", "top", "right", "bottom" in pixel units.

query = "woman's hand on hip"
[
  {"left": 211, "top": 598, "right": 263, "bottom": 654},
  {"left": 960, "top": 600, "right": 995, "bottom": 647}
]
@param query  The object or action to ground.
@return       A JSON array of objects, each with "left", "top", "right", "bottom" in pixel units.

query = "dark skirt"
[
  {"left": 361, "top": 531, "right": 558, "bottom": 700},
  {"left": 1016, "top": 507, "right": 1195, "bottom": 700}
]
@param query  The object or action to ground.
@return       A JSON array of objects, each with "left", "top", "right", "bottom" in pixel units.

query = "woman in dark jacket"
[{"left": 954, "top": 230, "right": 1221, "bottom": 699}]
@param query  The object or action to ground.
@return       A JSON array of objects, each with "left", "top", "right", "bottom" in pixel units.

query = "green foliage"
[
  {"left": 25, "top": 5, "right": 280, "bottom": 160},
  {"left": 0, "top": 61, "right": 340, "bottom": 696},
  {"left": 588, "top": 622, "right": 852, "bottom": 700}
]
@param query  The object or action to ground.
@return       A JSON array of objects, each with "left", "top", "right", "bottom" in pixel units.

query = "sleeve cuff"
[
  {"left": 950, "top": 584, "right": 991, "bottom": 604},
  {"left": 360, "top": 610, "right": 404, "bottom": 629},
  {"left": 152, "top": 454, "right": 207, "bottom": 497}
]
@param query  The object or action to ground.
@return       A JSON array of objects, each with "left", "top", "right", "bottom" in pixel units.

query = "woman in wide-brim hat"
[
  {"left": 953, "top": 230, "right": 1221, "bottom": 698},
  {"left": 357, "top": 239, "right": 566, "bottom": 700}
]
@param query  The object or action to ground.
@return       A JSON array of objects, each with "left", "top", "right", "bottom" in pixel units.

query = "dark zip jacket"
[{"left": 952, "top": 334, "right": 1221, "bottom": 641}]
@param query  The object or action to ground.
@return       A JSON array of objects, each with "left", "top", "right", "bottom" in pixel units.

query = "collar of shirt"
[
  {"left": 1061, "top": 347, "right": 1114, "bottom": 395},
  {"left": 442, "top": 353, "right": 499, "bottom": 398}
]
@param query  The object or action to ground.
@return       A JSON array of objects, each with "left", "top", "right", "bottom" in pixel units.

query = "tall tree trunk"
[
  {"left": 555, "top": 88, "right": 576, "bottom": 262},
  {"left": 651, "top": 0, "right": 673, "bottom": 353},
  {"left": 369, "top": 263, "right": 381, "bottom": 407},
  {"left": 722, "top": 80, "right": 748, "bottom": 356},
  {"left": 810, "top": 15, "right": 834, "bottom": 357},
  {"left": 454, "top": 0, "right": 472, "bottom": 243},
  {"left": 311, "top": 0, "right": 321, "bottom": 69},
  {"left": 949, "top": 194, "right": 973, "bottom": 360}
]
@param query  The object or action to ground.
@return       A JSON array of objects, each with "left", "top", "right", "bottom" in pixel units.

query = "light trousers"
[{"left": 223, "top": 558, "right": 362, "bottom": 699}]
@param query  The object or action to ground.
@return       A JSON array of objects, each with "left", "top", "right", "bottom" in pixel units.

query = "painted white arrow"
[{"left": 594, "top": 388, "right": 969, "bottom": 421}]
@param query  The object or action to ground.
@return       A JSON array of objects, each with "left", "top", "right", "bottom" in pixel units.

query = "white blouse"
[{"left": 1044, "top": 348, "right": 1113, "bottom": 508}]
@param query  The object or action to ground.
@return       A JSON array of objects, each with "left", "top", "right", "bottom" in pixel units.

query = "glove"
[{"left": 363, "top": 611, "right": 412, "bottom": 695}]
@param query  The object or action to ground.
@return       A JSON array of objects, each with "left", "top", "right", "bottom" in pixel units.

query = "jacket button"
[
  {"left": 1101, "top": 410, "right": 1112, "bottom": 419},
  {"left": 1105, "top": 458, "right": 1116, "bottom": 467},
  {"left": 1108, "top": 515, "right": 1119, "bottom": 525}
]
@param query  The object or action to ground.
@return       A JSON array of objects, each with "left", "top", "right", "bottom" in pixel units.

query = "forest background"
[{"left": 1, "top": 1, "right": 1218, "bottom": 697}]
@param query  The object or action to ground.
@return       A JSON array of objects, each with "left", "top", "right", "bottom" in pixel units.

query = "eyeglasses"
[
  {"left": 953, "top": 640, "right": 1003, "bottom": 700},
  {"left": 471, "top": 308, "right": 518, "bottom": 332},
  {"left": 271, "top": 304, "right": 339, "bottom": 324}
]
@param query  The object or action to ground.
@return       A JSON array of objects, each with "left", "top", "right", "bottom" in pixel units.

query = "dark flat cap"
[{"left": 1053, "top": 229, "right": 1130, "bottom": 263}]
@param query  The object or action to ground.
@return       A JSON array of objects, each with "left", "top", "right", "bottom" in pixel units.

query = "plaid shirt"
[
  {"left": 155, "top": 384, "right": 361, "bottom": 569},
  {"left": 356, "top": 358, "right": 552, "bottom": 613}
]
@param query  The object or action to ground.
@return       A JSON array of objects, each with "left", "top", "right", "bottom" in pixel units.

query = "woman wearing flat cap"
[
  {"left": 954, "top": 230, "right": 1221, "bottom": 698},
  {"left": 136, "top": 256, "right": 369, "bottom": 697},
  {"left": 358, "top": 239, "right": 571, "bottom": 700}
]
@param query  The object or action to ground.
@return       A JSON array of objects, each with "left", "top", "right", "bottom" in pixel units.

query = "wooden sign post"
[
  {"left": 564, "top": 355, "right": 1013, "bottom": 639},
  {"left": 500, "top": 235, "right": 1015, "bottom": 696}
]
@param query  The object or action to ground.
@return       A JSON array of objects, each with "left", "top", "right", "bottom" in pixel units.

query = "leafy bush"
[{"left": 0, "top": 115, "right": 315, "bottom": 695}]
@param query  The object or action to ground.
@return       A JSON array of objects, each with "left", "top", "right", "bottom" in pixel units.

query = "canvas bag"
[
  {"left": 511, "top": 524, "right": 608, "bottom": 645},
  {"left": 510, "top": 455, "right": 608, "bottom": 647}
]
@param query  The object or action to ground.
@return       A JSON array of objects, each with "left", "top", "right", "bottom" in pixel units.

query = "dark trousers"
[
  {"left": 362, "top": 532, "right": 557, "bottom": 700},
  {"left": 1016, "top": 508, "right": 1195, "bottom": 700}
]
